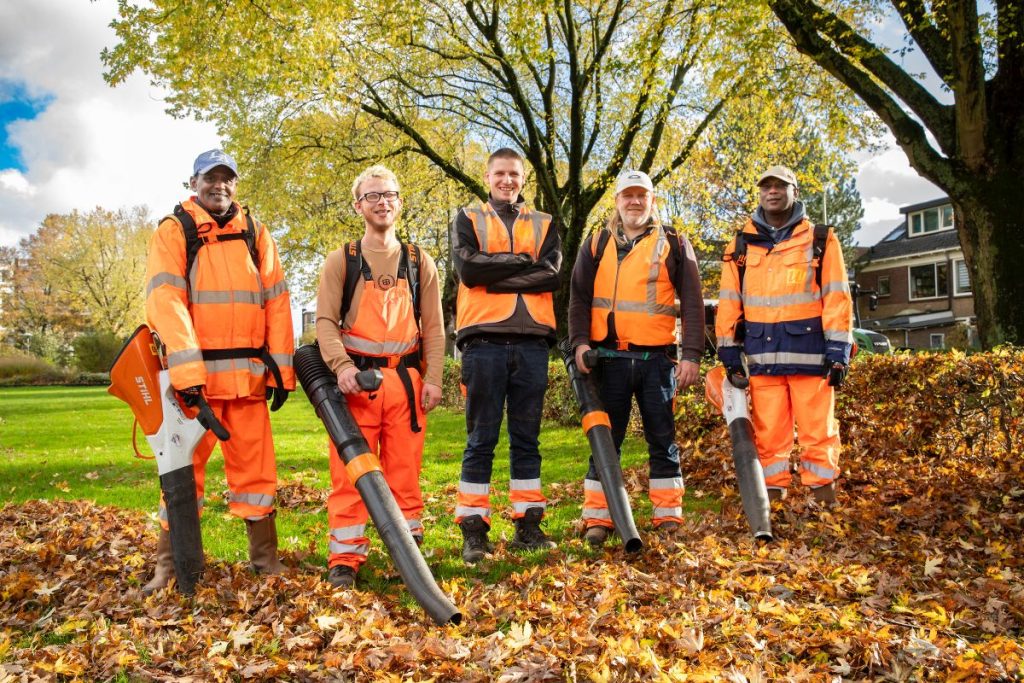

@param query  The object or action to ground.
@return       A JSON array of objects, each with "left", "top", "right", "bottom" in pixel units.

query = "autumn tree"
[{"left": 766, "top": 0, "right": 1024, "bottom": 347}]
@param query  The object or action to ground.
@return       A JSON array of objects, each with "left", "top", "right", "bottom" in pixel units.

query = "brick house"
[{"left": 855, "top": 197, "right": 976, "bottom": 350}]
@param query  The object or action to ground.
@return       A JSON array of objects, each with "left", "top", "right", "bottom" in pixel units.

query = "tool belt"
[
  {"left": 349, "top": 350, "right": 423, "bottom": 433},
  {"left": 593, "top": 343, "right": 677, "bottom": 361},
  {"left": 202, "top": 347, "right": 285, "bottom": 389}
]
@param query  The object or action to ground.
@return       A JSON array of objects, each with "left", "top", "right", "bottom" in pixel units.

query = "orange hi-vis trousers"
[
  {"left": 748, "top": 374, "right": 841, "bottom": 491},
  {"left": 158, "top": 397, "right": 278, "bottom": 529},
  {"left": 327, "top": 367, "right": 426, "bottom": 571}
]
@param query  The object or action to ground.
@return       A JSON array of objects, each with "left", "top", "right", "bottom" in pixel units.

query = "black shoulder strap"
[
  {"left": 812, "top": 223, "right": 830, "bottom": 290},
  {"left": 340, "top": 240, "right": 422, "bottom": 327},
  {"left": 592, "top": 229, "right": 613, "bottom": 266},
  {"left": 176, "top": 204, "right": 260, "bottom": 286},
  {"left": 663, "top": 225, "right": 685, "bottom": 300},
  {"left": 728, "top": 230, "right": 749, "bottom": 290},
  {"left": 404, "top": 243, "right": 422, "bottom": 327}
]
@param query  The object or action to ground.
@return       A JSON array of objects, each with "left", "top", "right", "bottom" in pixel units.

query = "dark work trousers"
[{"left": 459, "top": 337, "right": 549, "bottom": 489}]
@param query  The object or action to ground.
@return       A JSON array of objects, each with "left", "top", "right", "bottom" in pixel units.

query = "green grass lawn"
[{"left": 0, "top": 385, "right": 715, "bottom": 590}]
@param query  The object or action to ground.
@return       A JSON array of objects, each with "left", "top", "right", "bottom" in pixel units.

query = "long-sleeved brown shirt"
[{"left": 315, "top": 238, "right": 445, "bottom": 386}]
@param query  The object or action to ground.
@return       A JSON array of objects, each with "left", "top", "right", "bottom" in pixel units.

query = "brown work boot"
[
  {"left": 246, "top": 511, "right": 287, "bottom": 574},
  {"left": 326, "top": 565, "right": 357, "bottom": 589},
  {"left": 811, "top": 482, "right": 837, "bottom": 505},
  {"left": 583, "top": 525, "right": 611, "bottom": 547},
  {"left": 142, "top": 528, "right": 174, "bottom": 594},
  {"left": 655, "top": 520, "right": 681, "bottom": 537},
  {"left": 510, "top": 507, "right": 557, "bottom": 551},
  {"left": 767, "top": 488, "right": 787, "bottom": 503},
  {"left": 459, "top": 515, "right": 493, "bottom": 564}
]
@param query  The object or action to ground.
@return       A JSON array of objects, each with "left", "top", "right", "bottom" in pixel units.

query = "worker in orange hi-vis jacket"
[
  {"left": 314, "top": 165, "right": 445, "bottom": 589},
  {"left": 716, "top": 165, "right": 853, "bottom": 506},
  {"left": 142, "top": 149, "right": 295, "bottom": 593}
]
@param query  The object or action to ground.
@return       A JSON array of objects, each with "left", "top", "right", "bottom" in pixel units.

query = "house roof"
[
  {"left": 857, "top": 226, "right": 961, "bottom": 265},
  {"left": 899, "top": 196, "right": 951, "bottom": 214}
]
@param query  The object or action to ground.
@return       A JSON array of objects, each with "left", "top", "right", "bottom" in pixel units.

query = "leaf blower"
[
  {"left": 294, "top": 343, "right": 461, "bottom": 626},
  {"left": 705, "top": 366, "right": 773, "bottom": 542},
  {"left": 557, "top": 339, "right": 643, "bottom": 553},
  {"left": 108, "top": 325, "right": 230, "bottom": 595}
]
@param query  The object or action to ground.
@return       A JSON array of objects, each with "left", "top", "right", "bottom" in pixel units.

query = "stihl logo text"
[{"left": 134, "top": 375, "right": 153, "bottom": 405}]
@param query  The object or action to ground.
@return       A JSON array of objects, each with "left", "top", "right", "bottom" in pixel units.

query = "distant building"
[{"left": 855, "top": 197, "right": 976, "bottom": 350}]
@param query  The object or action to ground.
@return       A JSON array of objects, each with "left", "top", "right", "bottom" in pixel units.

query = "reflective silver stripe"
[
  {"left": 203, "top": 357, "right": 265, "bottom": 377},
  {"left": 509, "top": 478, "right": 541, "bottom": 491},
  {"left": 762, "top": 460, "right": 790, "bottom": 478},
  {"left": 467, "top": 206, "right": 489, "bottom": 252},
  {"left": 613, "top": 299, "right": 677, "bottom": 317},
  {"left": 646, "top": 228, "right": 667, "bottom": 314},
  {"left": 329, "top": 540, "right": 368, "bottom": 556},
  {"left": 270, "top": 352, "right": 293, "bottom": 368},
  {"left": 512, "top": 500, "right": 546, "bottom": 513},
  {"left": 821, "top": 280, "right": 850, "bottom": 296},
  {"left": 803, "top": 243, "right": 816, "bottom": 290},
  {"left": 146, "top": 272, "right": 187, "bottom": 296},
  {"left": 742, "top": 292, "right": 821, "bottom": 308},
  {"left": 263, "top": 280, "right": 289, "bottom": 300},
  {"left": 584, "top": 479, "right": 604, "bottom": 493},
  {"left": 167, "top": 348, "right": 203, "bottom": 368},
  {"left": 340, "top": 335, "right": 418, "bottom": 356},
  {"left": 717, "top": 337, "right": 738, "bottom": 347},
  {"left": 528, "top": 212, "right": 544, "bottom": 252},
  {"left": 593, "top": 297, "right": 613, "bottom": 310},
  {"left": 229, "top": 492, "right": 274, "bottom": 508},
  {"left": 719, "top": 290, "right": 742, "bottom": 301},
  {"left": 458, "top": 481, "right": 490, "bottom": 495},
  {"left": 407, "top": 519, "right": 424, "bottom": 533},
  {"left": 582, "top": 508, "right": 611, "bottom": 519},
  {"left": 824, "top": 330, "right": 853, "bottom": 343},
  {"left": 653, "top": 506, "right": 682, "bottom": 518},
  {"left": 455, "top": 506, "right": 490, "bottom": 518},
  {"left": 801, "top": 461, "right": 837, "bottom": 481},
  {"left": 245, "top": 513, "right": 270, "bottom": 521},
  {"left": 191, "top": 289, "right": 262, "bottom": 305},
  {"left": 331, "top": 524, "right": 367, "bottom": 540},
  {"left": 746, "top": 351, "right": 824, "bottom": 366},
  {"left": 649, "top": 477, "right": 683, "bottom": 490}
]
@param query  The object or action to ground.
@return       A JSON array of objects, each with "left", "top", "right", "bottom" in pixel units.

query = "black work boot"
[
  {"left": 459, "top": 515, "right": 493, "bottom": 564},
  {"left": 510, "top": 507, "right": 557, "bottom": 551},
  {"left": 326, "top": 565, "right": 356, "bottom": 588}
]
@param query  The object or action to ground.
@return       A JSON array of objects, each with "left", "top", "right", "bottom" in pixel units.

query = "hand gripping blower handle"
[
  {"left": 294, "top": 343, "right": 461, "bottom": 626},
  {"left": 705, "top": 366, "right": 773, "bottom": 542},
  {"left": 558, "top": 339, "right": 642, "bottom": 553}
]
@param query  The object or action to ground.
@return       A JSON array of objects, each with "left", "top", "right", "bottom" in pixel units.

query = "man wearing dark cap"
[
  {"left": 568, "top": 170, "right": 705, "bottom": 546},
  {"left": 716, "top": 165, "right": 852, "bottom": 505},
  {"left": 141, "top": 149, "right": 295, "bottom": 592}
]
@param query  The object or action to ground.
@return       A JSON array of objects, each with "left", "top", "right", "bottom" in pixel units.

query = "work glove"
[
  {"left": 178, "top": 385, "right": 204, "bottom": 408},
  {"left": 265, "top": 386, "right": 289, "bottom": 412},
  {"left": 825, "top": 362, "right": 848, "bottom": 388},
  {"left": 725, "top": 364, "right": 749, "bottom": 389}
]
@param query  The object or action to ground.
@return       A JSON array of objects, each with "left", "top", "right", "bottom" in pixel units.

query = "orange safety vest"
[
  {"left": 145, "top": 198, "right": 294, "bottom": 398},
  {"left": 341, "top": 269, "right": 420, "bottom": 361},
  {"left": 590, "top": 226, "right": 678, "bottom": 346},
  {"left": 455, "top": 202, "right": 556, "bottom": 332}
]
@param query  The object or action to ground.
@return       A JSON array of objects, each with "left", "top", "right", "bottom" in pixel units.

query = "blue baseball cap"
[{"left": 192, "top": 149, "right": 239, "bottom": 177}]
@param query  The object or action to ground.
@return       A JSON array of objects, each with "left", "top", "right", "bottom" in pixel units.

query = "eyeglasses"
[{"left": 358, "top": 191, "right": 400, "bottom": 203}]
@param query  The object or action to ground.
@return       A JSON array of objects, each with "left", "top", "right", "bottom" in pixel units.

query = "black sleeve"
[
  {"left": 567, "top": 237, "right": 596, "bottom": 349},
  {"left": 451, "top": 209, "right": 533, "bottom": 287},
  {"left": 486, "top": 220, "right": 563, "bottom": 294},
  {"left": 671, "top": 234, "right": 706, "bottom": 363}
]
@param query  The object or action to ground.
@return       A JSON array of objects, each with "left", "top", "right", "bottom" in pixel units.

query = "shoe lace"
[{"left": 516, "top": 521, "right": 549, "bottom": 544}]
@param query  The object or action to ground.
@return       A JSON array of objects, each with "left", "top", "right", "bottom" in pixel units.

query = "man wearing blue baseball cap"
[{"left": 140, "top": 148, "right": 296, "bottom": 593}]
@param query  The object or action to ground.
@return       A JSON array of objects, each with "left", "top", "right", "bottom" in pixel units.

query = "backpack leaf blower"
[
  {"left": 108, "top": 325, "right": 230, "bottom": 594},
  {"left": 294, "top": 343, "right": 461, "bottom": 626}
]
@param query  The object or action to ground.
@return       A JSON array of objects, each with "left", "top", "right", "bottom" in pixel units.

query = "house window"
[
  {"left": 954, "top": 259, "right": 972, "bottom": 295},
  {"left": 908, "top": 205, "right": 954, "bottom": 236},
  {"left": 877, "top": 275, "right": 890, "bottom": 297},
  {"left": 909, "top": 262, "right": 949, "bottom": 299},
  {"left": 930, "top": 333, "right": 945, "bottom": 349}
]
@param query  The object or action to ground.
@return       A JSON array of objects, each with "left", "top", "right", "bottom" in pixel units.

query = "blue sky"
[{"left": 0, "top": 83, "right": 53, "bottom": 171}]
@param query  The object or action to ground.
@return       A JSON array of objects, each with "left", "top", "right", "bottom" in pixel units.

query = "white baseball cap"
[{"left": 615, "top": 170, "right": 654, "bottom": 194}]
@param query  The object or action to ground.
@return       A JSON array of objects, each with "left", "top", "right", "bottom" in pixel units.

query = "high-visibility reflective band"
[
  {"left": 583, "top": 478, "right": 605, "bottom": 492},
  {"left": 592, "top": 297, "right": 613, "bottom": 310},
  {"left": 653, "top": 506, "right": 682, "bottom": 518},
  {"left": 329, "top": 525, "right": 369, "bottom": 556},
  {"left": 270, "top": 352, "right": 293, "bottom": 369},
  {"left": 509, "top": 478, "right": 541, "bottom": 491},
  {"left": 742, "top": 292, "right": 821, "bottom": 308},
  {"left": 340, "top": 335, "right": 418, "bottom": 356},
  {"left": 455, "top": 506, "right": 490, "bottom": 519},
  {"left": 529, "top": 211, "right": 545, "bottom": 248},
  {"left": 512, "top": 500, "right": 546, "bottom": 513},
  {"left": 746, "top": 351, "right": 824, "bottom": 366},
  {"left": 645, "top": 229, "right": 668, "bottom": 311},
  {"left": 821, "top": 280, "right": 851, "bottom": 296},
  {"left": 263, "top": 281, "right": 289, "bottom": 300},
  {"left": 331, "top": 524, "right": 367, "bottom": 540},
  {"left": 345, "top": 452, "right": 382, "bottom": 483},
  {"left": 329, "top": 540, "right": 369, "bottom": 556},
  {"left": 466, "top": 206, "right": 491, "bottom": 252},
  {"left": 824, "top": 329, "right": 853, "bottom": 342},
  {"left": 203, "top": 357, "right": 266, "bottom": 377},
  {"left": 582, "top": 508, "right": 612, "bottom": 520},
  {"left": 458, "top": 481, "right": 490, "bottom": 495},
  {"left": 167, "top": 348, "right": 204, "bottom": 368},
  {"left": 801, "top": 461, "right": 837, "bottom": 481},
  {"left": 191, "top": 290, "right": 263, "bottom": 305},
  {"left": 762, "top": 460, "right": 790, "bottom": 478},
  {"left": 582, "top": 411, "right": 611, "bottom": 433},
  {"left": 649, "top": 477, "right": 683, "bottom": 490},
  {"left": 146, "top": 272, "right": 188, "bottom": 296},
  {"left": 611, "top": 299, "right": 678, "bottom": 316},
  {"left": 719, "top": 290, "right": 742, "bottom": 301},
  {"left": 229, "top": 491, "right": 274, "bottom": 508},
  {"left": 717, "top": 336, "right": 738, "bottom": 347}
]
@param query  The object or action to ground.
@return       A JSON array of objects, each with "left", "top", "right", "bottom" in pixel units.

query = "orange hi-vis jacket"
[
  {"left": 590, "top": 225, "right": 679, "bottom": 347},
  {"left": 145, "top": 198, "right": 295, "bottom": 398},
  {"left": 716, "top": 217, "right": 852, "bottom": 376},
  {"left": 455, "top": 202, "right": 556, "bottom": 333}
]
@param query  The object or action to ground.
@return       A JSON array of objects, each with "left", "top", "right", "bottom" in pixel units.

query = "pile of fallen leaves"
[{"left": 2, "top": 351, "right": 1023, "bottom": 681}]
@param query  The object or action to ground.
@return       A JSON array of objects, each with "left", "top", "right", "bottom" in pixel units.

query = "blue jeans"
[
  {"left": 460, "top": 338, "right": 549, "bottom": 485},
  {"left": 587, "top": 354, "right": 681, "bottom": 481}
]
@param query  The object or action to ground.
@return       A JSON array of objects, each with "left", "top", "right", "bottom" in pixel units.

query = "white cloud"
[{"left": 0, "top": 0, "right": 221, "bottom": 247}]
